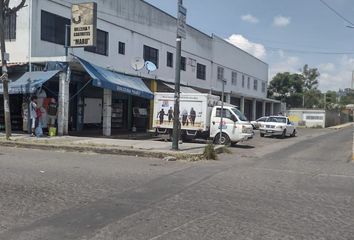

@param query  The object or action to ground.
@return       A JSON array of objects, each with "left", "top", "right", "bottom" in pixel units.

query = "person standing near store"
[
  {"left": 29, "top": 96, "right": 38, "bottom": 136},
  {"left": 47, "top": 98, "right": 58, "bottom": 129}
]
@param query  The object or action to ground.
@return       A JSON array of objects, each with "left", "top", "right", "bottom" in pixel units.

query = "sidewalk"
[
  {"left": 328, "top": 122, "right": 353, "bottom": 130},
  {"left": 0, "top": 134, "right": 222, "bottom": 160}
]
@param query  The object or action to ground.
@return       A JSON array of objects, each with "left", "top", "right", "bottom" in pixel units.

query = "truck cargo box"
[{"left": 153, "top": 92, "right": 220, "bottom": 132}]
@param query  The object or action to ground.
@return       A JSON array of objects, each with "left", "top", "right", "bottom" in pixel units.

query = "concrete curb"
[
  {"left": 0, "top": 140, "right": 226, "bottom": 160},
  {"left": 328, "top": 122, "right": 353, "bottom": 130}
]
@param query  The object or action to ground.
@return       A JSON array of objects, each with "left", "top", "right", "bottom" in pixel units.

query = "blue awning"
[
  {"left": 0, "top": 70, "right": 59, "bottom": 94},
  {"left": 76, "top": 57, "right": 154, "bottom": 99}
]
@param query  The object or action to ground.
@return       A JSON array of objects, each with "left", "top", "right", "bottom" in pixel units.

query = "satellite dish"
[
  {"left": 131, "top": 57, "right": 145, "bottom": 71},
  {"left": 145, "top": 61, "right": 157, "bottom": 73}
]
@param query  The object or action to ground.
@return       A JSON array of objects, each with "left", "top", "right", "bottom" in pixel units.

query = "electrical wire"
[
  {"left": 265, "top": 46, "right": 354, "bottom": 55},
  {"left": 319, "top": 0, "right": 354, "bottom": 26}
]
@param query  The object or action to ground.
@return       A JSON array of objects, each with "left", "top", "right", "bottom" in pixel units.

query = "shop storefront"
[{"left": 0, "top": 57, "right": 154, "bottom": 137}]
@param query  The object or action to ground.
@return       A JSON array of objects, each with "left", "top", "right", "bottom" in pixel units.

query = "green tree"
[
  {"left": 302, "top": 64, "right": 320, "bottom": 91},
  {"left": 268, "top": 72, "right": 304, "bottom": 108},
  {"left": 303, "top": 89, "right": 322, "bottom": 108}
]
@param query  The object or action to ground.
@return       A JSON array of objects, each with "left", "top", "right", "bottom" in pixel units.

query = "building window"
[
  {"left": 217, "top": 66, "right": 224, "bottom": 80},
  {"left": 247, "top": 77, "right": 250, "bottom": 89},
  {"left": 5, "top": 12, "right": 16, "bottom": 41},
  {"left": 84, "top": 29, "right": 109, "bottom": 56},
  {"left": 254, "top": 79, "right": 258, "bottom": 90},
  {"left": 181, "top": 56, "right": 186, "bottom": 71},
  {"left": 118, "top": 42, "right": 125, "bottom": 55},
  {"left": 262, "top": 82, "right": 266, "bottom": 93},
  {"left": 143, "top": 45, "right": 159, "bottom": 68},
  {"left": 197, "top": 63, "right": 206, "bottom": 80},
  {"left": 167, "top": 52, "right": 173, "bottom": 68},
  {"left": 232, "top": 72, "right": 237, "bottom": 85},
  {"left": 41, "top": 10, "right": 70, "bottom": 45},
  {"left": 242, "top": 75, "right": 245, "bottom": 88},
  {"left": 305, "top": 115, "right": 324, "bottom": 120}
]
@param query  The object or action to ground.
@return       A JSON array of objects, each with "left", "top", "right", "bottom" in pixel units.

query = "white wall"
[{"left": 5, "top": 0, "right": 30, "bottom": 63}]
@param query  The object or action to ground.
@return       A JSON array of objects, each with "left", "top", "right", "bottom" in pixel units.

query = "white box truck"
[{"left": 152, "top": 92, "right": 254, "bottom": 145}]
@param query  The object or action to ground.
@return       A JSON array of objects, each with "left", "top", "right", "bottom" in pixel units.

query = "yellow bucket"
[{"left": 49, "top": 127, "right": 57, "bottom": 137}]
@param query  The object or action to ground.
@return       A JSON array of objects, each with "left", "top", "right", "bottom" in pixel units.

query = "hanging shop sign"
[{"left": 71, "top": 2, "right": 97, "bottom": 47}]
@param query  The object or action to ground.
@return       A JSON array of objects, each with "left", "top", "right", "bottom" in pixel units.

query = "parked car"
[
  {"left": 259, "top": 116, "right": 296, "bottom": 138},
  {"left": 251, "top": 116, "right": 268, "bottom": 129}
]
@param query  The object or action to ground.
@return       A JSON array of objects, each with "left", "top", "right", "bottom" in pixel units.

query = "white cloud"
[
  {"left": 318, "top": 63, "right": 335, "bottom": 72},
  {"left": 317, "top": 56, "right": 353, "bottom": 91},
  {"left": 273, "top": 15, "right": 291, "bottom": 27},
  {"left": 225, "top": 34, "right": 266, "bottom": 59},
  {"left": 241, "top": 14, "right": 259, "bottom": 24},
  {"left": 269, "top": 54, "right": 302, "bottom": 78}
]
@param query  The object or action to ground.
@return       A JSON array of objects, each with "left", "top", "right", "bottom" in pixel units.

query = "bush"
[{"left": 203, "top": 143, "right": 217, "bottom": 160}]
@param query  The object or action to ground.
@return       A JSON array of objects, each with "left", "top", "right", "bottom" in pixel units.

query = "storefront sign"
[{"left": 71, "top": 2, "right": 97, "bottom": 47}]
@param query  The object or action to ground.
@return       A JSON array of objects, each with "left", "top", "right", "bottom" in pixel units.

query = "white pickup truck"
[{"left": 259, "top": 116, "right": 297, "bottom": 138}]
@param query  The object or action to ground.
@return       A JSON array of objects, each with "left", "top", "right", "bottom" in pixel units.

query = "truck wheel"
[
  {"left": 260, "top": 133, "right": 265, "bottom": 137},
  {"left": 280, "top": 129, "right": 286, "bottom": 139},
  {"left": 214, "top": 133, "right": 231, "bottom": 146},
  {"left": 290, "top": 130, "right": 296, "bottom": 137}
]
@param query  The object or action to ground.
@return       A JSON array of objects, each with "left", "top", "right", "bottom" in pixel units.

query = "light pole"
[
  {"left": 219, "top": 78, "right": 226, "bottom": 144},
  {"left": 172, "top": 0, "right": 186, "bottom": 150}
]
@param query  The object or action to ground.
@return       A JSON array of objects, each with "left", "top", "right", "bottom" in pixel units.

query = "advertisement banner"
[
  {"left": 154, "top": 94, "right": 207, "bottom": 130},
  {"left": 71, "top": 2, "right": 97, "bottom": 47}
]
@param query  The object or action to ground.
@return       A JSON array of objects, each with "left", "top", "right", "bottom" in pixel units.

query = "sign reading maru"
[{"left": 71, "top": 2, "right": 97, "bottom": 47}]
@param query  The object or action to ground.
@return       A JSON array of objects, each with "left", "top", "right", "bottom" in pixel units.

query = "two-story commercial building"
[{"left": 0, "top": 0, "right": 281, "bottom": 136}]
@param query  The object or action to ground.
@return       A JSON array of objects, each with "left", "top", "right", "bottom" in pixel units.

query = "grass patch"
[{"left": 203, "top": 143, "right": 218, "bottom": 160}]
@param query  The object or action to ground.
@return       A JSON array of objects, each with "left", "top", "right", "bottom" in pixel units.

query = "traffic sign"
[{"left": 177, "top": 4, "right": 187, "bottom": 39}]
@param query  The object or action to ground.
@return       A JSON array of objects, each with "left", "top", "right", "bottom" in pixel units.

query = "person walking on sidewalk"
[
  {"left": 47, "top": 98, "right": 58, "bottom": 129},
  {"left": 29, "top": 96, "right": 38, "bottom": 136}
]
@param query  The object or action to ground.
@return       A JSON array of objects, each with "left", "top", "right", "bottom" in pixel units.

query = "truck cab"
[{"left": 210, "top": 106, "right": 254, "bottom": 145}]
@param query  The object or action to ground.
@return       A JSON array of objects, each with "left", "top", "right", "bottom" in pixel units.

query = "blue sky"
[{"left": 145, "top": 0, "right": 354, "bottom": 91}]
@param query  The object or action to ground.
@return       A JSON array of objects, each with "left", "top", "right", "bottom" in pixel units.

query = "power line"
[
  {"left": 266, "top": 46, "right": 354, "bottom": 55},
  {"left": 319, "top": 0, "right": 354, "bottom": 26}
]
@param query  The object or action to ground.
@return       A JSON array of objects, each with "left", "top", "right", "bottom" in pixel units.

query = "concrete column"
[
  {"left": 102, "top": 89, "right": 112, "bottom": 136},
  {"left": 149, "top": 79, "right": 157, "bottom": 129},
  {"left": 240, "top": 96, "right": 245, "bottom": 113},
  {"left": 63, "top": 74, "right": 70, "bottom": 135},
  {"left": 252, "top": 99, "right": 257, "bottom": 121},
  {"left": 225, "top": 93, "right": 231, "bottom": 104},
  {"left": 58, "top": 72, "right": 66, "bottom": 136},
  {"left": 262, "top": 101, "right": 266, "bottom": 116},
  {"left": 270, "top": 102, "right": 274, "bottom": 116}
]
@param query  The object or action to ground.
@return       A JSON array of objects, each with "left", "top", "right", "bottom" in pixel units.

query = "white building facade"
[{"left": 1, "top": 0, "right": 281, "bottom": 135}]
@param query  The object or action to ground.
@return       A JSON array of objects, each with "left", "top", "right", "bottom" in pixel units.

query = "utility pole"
[
  {"left": 219, "top": 79, "right": 225, "bottom": 143},
  {"left": 0, "top": 0, "right": 11, "bottom": 139},
  {"left": 172, "top": 0, "right": 186, "bottom": 150}
]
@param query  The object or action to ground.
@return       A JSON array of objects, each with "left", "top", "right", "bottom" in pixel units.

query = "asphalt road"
[{"left": 0, "top": 127, "right": 353, "bottom": 240}]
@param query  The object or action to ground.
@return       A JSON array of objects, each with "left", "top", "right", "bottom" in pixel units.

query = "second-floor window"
[
  {"left": 84, "top": 29, "right": 109, "bottom": 56},
  {"left": 5, "top": 12, "right": 16, "bottom": 41},
  {"left": 262, "top": 82, "right": 266, "bottom": 93},
  {"left": 197, "top": 63, "right": 206, "bottom": 80},
  {"left": 181, "top": 56, "right": 186, "bottom": 71},
  {"left": 254, "top": 79, "right": 258, "bottom": 90},
  {"left": 143, "top": 45, "right": 159, "bottom": 68},
  {"left": 118, "top": 42, "right": 125, "bottom": 55},
  {"left": 41, "top": 10, "right": 70, "bottom": 45},
  {"left": 167, "top": 52, "right": 173, "bottom": 68},
  {"left": 247, "top": 77, "right": 250, "bottom": 89},
  {"left": 232, "top": 72, "right": 237, "bottom": 85},
  {"left": 217, "top": 66, "right": 224, "bottom": 80},
  {"left": 242, "top": 75, "right": 245, "bottom": 88}
]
